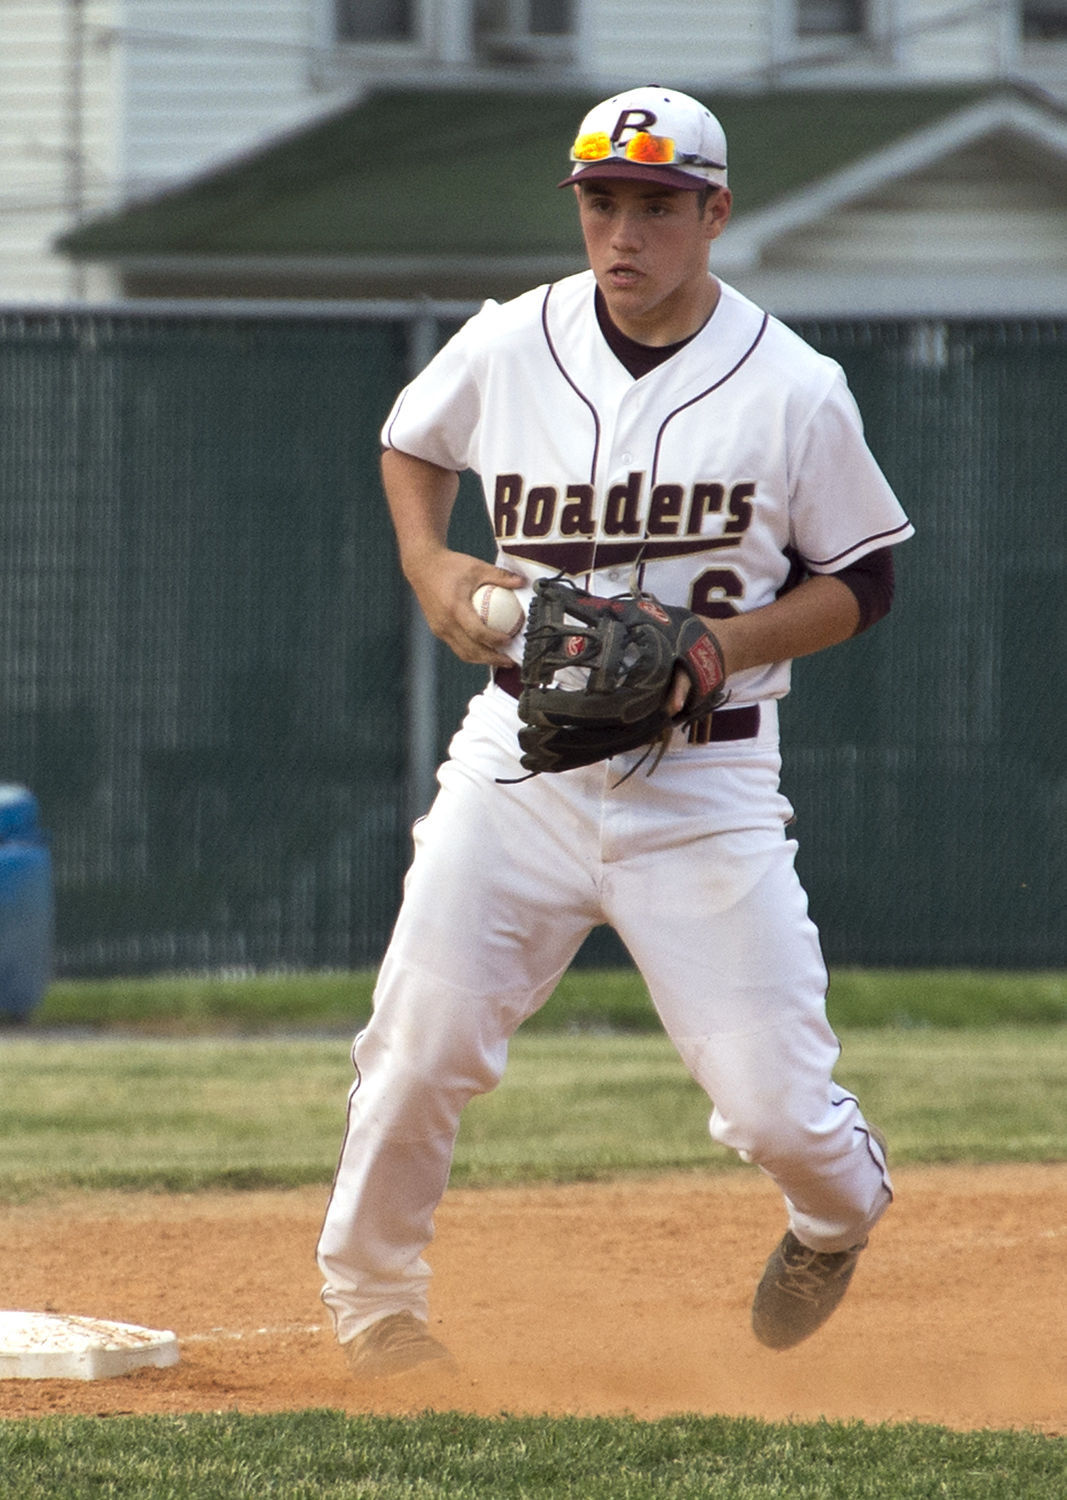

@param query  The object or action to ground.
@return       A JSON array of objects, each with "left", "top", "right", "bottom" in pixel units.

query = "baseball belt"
[{"left": 492, "top": 666, "right": 760, "bottom": 744}]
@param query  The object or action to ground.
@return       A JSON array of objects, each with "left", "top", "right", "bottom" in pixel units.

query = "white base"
[{"left": 0, "top": 1311, "right": 180, "bottom": 1381}]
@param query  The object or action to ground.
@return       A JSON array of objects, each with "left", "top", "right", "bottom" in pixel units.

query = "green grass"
[
  {"left": 824, "top": 969, "right": 1067, "bottom": 1030},
  {"left": 0, "top": 1035, "right": 347, "bottom": 1197},
  {"left": 0, "top": 1410, "right": 1062, "bottom": 1499},
  {"left": 28, "top": 970, "right": 380, "bottom": 1035},
  {"left": 3, "top": 970, "right": 1065, "bottom": 1496},
  {"left": 0, "top": 1027, "right": 1063, "bottom": 1200},
  {"left": 22, "top": 965, "right": 1067, "bottom": 1035}
]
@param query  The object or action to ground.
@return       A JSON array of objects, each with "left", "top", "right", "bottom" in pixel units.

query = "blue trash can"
[{"left": 0, "top": 785, "right": 54, "bottom": 1023}]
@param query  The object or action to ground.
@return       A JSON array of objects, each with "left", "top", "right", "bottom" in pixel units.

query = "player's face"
[{"left": 575, "top": 179, "right": 731, "bottom": 346}]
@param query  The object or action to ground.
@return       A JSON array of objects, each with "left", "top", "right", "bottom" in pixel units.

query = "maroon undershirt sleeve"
[{"left": 833, "top": 547, "right": 895, "bottom": 635}]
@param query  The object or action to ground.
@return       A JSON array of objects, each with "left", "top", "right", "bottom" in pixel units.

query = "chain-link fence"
[{"left": 0, "top": 304, "right": 1062, "bottom": 975}]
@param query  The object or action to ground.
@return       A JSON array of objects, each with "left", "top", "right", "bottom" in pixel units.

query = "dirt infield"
[{"left": 0, "top": 1164, "right": 1063, "bottom": 1433}]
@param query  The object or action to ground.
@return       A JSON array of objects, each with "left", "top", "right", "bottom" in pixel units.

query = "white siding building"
[
  {"left": 1, "top": 2, "right": 335, "bottom": 299},
  {"left": 2, "top": 0, "right": 1066, "bottom": 303}
]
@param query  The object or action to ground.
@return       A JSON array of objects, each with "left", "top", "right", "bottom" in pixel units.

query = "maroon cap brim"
[{"left": 557, "top": 159, "right": 705, "bottom": 191}]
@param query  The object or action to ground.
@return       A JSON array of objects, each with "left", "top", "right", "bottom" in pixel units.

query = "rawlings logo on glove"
[{"left": 514, "top": 576, "right": 727, "bottom": 777}]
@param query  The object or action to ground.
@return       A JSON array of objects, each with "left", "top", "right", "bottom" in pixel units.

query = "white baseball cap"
[{"left": 559, "top": 86, "right": 728, "bottom": 193}]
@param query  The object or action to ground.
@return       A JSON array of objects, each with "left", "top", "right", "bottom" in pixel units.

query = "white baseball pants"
[{"left": 317, "top": 686, "right": 892, "bottom": 1344}]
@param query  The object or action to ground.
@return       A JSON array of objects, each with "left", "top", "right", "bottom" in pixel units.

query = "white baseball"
[{"left": 472, "top": 584, "right": 525, "bottom": 638}]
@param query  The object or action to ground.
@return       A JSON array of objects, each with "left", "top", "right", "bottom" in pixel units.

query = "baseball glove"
[{"left": 515, "top": 576, "right": 727, "bottom": 777}]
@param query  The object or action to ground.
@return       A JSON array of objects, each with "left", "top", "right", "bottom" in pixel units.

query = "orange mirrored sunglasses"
[{"left": 570, "top": 130, "right": 723, "bottom": 171}]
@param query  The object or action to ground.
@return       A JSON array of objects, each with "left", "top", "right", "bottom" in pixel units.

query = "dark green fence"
[
  {"left": 783, "top": 319, "right": 1065, "bottom": 966},
  {"left": 0, "top": 305, "right": 1062, "bottom": 975}
]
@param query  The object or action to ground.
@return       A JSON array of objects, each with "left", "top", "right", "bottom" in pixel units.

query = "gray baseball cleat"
[
  {"left": 750, "top": 1231, "right": 868, "bottom": 1349},
  {"left": 751, "top": 1122, "right": 888, "bottom": 1349},
  {"left": 342, "top": 1311, "right": 456, "bottom": 1380}
]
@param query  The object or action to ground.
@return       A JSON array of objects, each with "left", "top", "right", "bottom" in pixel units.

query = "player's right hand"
[{"left": 409, "top": 548, "right": 523, "bottom": 666}]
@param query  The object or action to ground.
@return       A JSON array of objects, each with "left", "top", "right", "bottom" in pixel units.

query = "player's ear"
[{"left": 703, "top": 187, "right": 732, "bottom": 242}]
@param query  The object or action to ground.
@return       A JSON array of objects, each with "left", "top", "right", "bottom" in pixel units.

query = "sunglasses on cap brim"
[{"left": 570, "top": 130, "right": 724, "bottom": 172}]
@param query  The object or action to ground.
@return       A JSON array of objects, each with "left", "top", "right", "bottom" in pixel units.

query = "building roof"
[
  {"left": 59, "top": 84, "right": 1000, "bottom": 261},
  {"left": 54, "top": 82, "right": 1067, "bottom": 312}
]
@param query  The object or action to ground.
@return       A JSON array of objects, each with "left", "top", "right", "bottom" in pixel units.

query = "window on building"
[
  {"left": 478, "top": 0, "right": 573, "bottom": 38},
  {"left": 797, "top": 0, "right": 866, "bottom": 36},
  {"left": 475, "top": 0, "right": 574, "bottom": 61},
  {"left": 330, "top": 1, "right": 575, "bottom": 58},
  {"left": 336, "top": 0, "right": 414, "bottom": 42},
  {"left": 1023, "top": 0, "right": 1067, "bottom": 38},
  {"left": 530, "top": 0, "right": 572, "bottom": 31}
]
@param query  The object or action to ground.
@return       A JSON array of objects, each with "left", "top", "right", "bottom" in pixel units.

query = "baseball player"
[{"left": 317, "top": 85, "right": 911, "bottom": 1378}]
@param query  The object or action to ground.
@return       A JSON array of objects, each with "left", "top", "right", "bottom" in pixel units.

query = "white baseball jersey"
[{"left": 383, "top": 270, "right": 913, "bottom": 705}]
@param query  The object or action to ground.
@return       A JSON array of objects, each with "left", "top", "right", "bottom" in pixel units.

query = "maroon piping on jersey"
[
  {"left": 540, "top": 285, "right": 601, "bottom": 486},
  {"left": 647, "top": 312, "right": 768, "bottom": 489},
  {"left": 382, "top": 389, "right": 412, "bottom": 452},
  {"left": 802, "top": 520, "right": 913, "bottom": 570}
]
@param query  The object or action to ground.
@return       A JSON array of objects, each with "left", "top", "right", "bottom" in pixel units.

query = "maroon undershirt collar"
[{"left": 593, "top": 287, "right": 700, "bottom": 378}]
